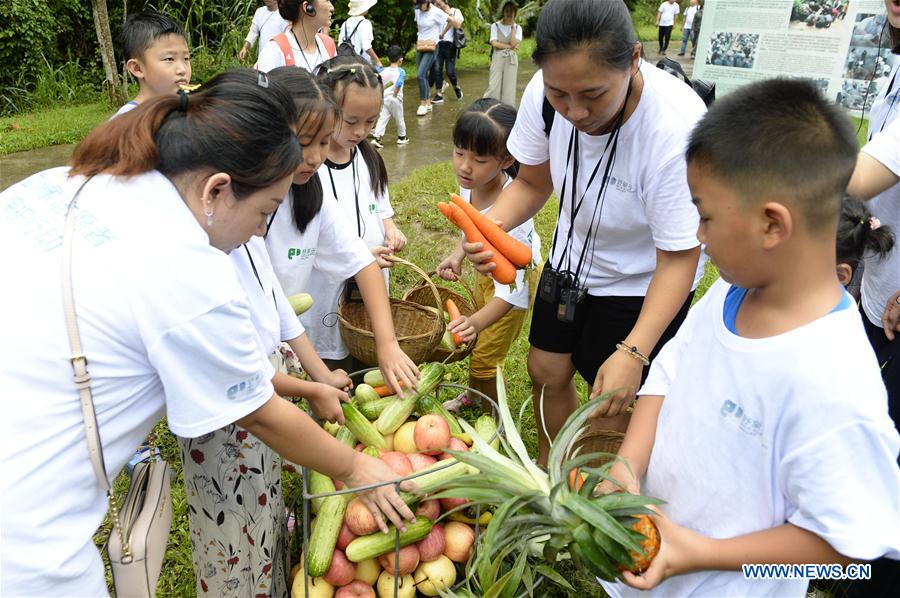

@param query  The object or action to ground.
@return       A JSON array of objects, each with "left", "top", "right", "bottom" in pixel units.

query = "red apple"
[
  {"left": 324, "top": 549, "right": 356, "bottom": 587},
  {"left": 336, "top": 521, "right": 357, "bottom": 551},
  {"left": 439, "top": 496, "right": 468, "bottom": 513},
  {"left": 414, "top": 414, "right": 451, "bottom": 455},
  {"left": 415, "top": 499, "right": 441, "bottom": 521},
  {"left": 378, "top": 544, "right": 420, "bottom": 576},
  {"left": 335, "top": 579, "right": 376, "bottom": 598},
  {"left": 407, "top": 452, "right": 437, "bottom": 472},
  {"left": 443, "top": 521, "right": 475, "bottom": 563},
  {"left": 380, "top": 451, "right": 413, "bottom": 477},
  {"left": 438, "top": 437, "right": 469, "bottom": 461},
  {"left": 345, "top": 498, "right": 379, "bottom": 536},
  {"left": 415, "top": 523, "right": 446, "bottom": 562}
]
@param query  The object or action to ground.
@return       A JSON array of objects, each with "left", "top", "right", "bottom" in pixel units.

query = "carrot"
[
  {"left": 373, "top": 381, "right": 403, "bottom": 397},
  {"left": 445, "top": 299, "right": 463, "bottom": 346},
  {"left": 449, "top": 193, "right": 532, "bottom": 268},
  {"left": 437, "top": 202, "right": 454, "bottom": 221},
  {"left": 448, "top": 203, "right": 517, "bottom": 285}
]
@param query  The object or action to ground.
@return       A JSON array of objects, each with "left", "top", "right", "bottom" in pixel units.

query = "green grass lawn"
[
  {"left": 0, "top": 101, "right": 113, "bottom": 155},
  {"left": 90, "top": 159, "right": 718, "bottom": 597}
]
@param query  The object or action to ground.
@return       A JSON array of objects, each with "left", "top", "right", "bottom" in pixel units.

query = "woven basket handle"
[
  {"left": 420, "top": 269, "right": 476, "bottom": 307},
  {"left": 385, "top": 255, "right": 447, "bottom": 336}
]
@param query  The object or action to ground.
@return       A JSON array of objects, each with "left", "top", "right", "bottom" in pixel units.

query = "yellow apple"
[
  {"left": 354, "top": 558, "right": 380, "bottom": 586},
  {"left": 392, "top": 421, "right": 418, "bottom": 454},
  {"left": 375, "top": 571, "right": 415, "bottom": 598},
  {"left": 413, "top": 555, "right": 457, "bottom": 596},
  {"left": 291, "top": 570, "right": 334, "bottom": 598}
]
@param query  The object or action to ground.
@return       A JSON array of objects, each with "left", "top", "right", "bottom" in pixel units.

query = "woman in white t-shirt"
[
  {"left": 0, "top": 70, "right": 416, "bottom": 597},
  {"left": 484, "top": 1, "right": 523, "bottom": 107},
  {"left": 257, "top": 0, "right": 335, "bottom": 72},
  {"left": 414, "top": 0, "right": 448, "bottom": 115},
  {"left": 462, "top": 0, "right": 705, "bottom": 465},
  {"left": 266, "top": 66, "right": 420, "bottom": 392},
  {"left": 239, "top": 0, "right": 290, "bottom": 62}
]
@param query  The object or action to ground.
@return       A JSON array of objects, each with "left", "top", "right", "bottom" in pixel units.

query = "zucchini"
[
  {"left": 323, "top": 421, "right": 341, "bottom": 436},
  {"left": 376, "top": 362, "right": 445, "bottom": 435},
  {"left": 307, "top": 492, "right": 351, "bottom": 576},
  {"left": 308, "top": 470, "right": 336, "bottom": 514},
  {"left": 335, "top": 425, "right": 357, "bottom": 448},
  {"left": 342, "top": 403, "right": 386, "bottom": 449},
  {"left": 356, "top": 396, "right": 395, "bottom": 420},
  {"left": 345, "top": 516, "right": 433, "bottom": 562},
  {"left": 363, "top": 369, "right": 385, "bottom": 387},
  {"left": 354, "top": 383, "right": 381, "bottom": 403},
  {"left": 398, "top": 460, "right": 475, "bottom": 505},
  {"left": 416, "top": 393, "right": 464, "bottom": 435},
  {"left": 363, "top": 446, "right": 381, "bottom": 459},
  {"left": 474, "top": 414, "right": 501, "bottom": 450}
]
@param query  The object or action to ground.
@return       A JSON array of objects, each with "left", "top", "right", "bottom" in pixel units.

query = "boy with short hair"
[
  {"left": 371, "top": 45, "right": 409, "bottom": 148},
  {"left": 115, "top": 11, "right": 191, "bottom": 117},
  {"left": 601, "top": 79, "right": 900, "bottom": 596}
]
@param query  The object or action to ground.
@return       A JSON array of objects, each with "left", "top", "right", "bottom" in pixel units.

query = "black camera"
[{"left": 539, "top": 267, "right": 585, "bottom": 323}]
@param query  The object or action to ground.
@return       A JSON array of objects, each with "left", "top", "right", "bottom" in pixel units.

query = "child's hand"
[
  {"left": 371, "top": 245, "right": 394, "bottom": 268},
  {"left": 448, "top": 315, "right": 477, "bottom": 344},
  {"left": 308, "top": 382, "right": 350, "bottom": 424},
  {"left": 620, "top": 508, "right": 710, "bottom": 591},
  {"left": 376, "top": 342, "right": 420, "bottom": 396},
  {"left": 882, "top": 290, "right": 900, "bottom": 341},
  {"left": 384, "top": 226, "right": 407, "bottom": 252},
  {"left": 320, "top": 368, "right": 352, "bottom": 393},
  {"left": 594, "top": 459, "right": 641, "bottom": 497},
  {"left": 341, "top": 453, "right": 418, "bottom": 533},
  {"left": 437, "top": 249, "right": 465, "bottom": 281}
]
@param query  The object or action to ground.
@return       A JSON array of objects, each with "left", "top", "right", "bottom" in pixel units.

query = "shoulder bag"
[{"left": 62, "top": 182, "right": 173, "bottom": 598}]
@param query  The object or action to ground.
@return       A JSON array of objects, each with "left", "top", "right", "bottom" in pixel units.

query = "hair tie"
[
  {"left": 177, "top": 89, "right": 189, "bottom": 112},
  {"left": 257, "top": 71, "right": 269, "bottom": 88},
  {"left": 869, "top": 217, "right": 881, "bottom": 230}
]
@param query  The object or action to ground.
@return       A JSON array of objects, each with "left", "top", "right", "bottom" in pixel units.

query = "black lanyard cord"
[
  {"left": 326, "top": 150, "right": 364, "bottom": 238},
  {"left": 290, "top": 27, "right": 323, "bottom": 71},
  {"left": 243, "top": 243, "right": 278, "bottom": 307}
]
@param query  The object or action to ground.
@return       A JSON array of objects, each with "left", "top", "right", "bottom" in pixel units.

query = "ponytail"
[
  {"left": 290, "top": 173, "right": 325, "bottom": 233},
  {"left": 837, "top": 197, "right": 895, "bottom": 267},
  {"left": 71, "top": 70, "right": 302, "bottom": 200},
  {"left": 357, "top": 139, "right": 388, "bottom": 196}
]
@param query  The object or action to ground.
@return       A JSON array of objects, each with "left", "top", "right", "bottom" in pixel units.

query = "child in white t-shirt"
[
  {"left": 114, "top": 11, "right": 191, "bottom": 117},
  {"left": 372, "top": 45, "right": 409, "bottom": 147},
  {"left": 438, "top": 98, "right": 542, "bottom": 409},
  {"left": 600, "top": 79, "right": 900, "bottom": 597},
  {"left": 656, "top": 0, "right": 680, "bottom": 55},
  {"left": 239, "top": 0, "right": 290, "bottom": 62}
]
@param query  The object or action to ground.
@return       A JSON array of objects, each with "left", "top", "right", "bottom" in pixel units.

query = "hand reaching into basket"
[
  {"left": 377, "top": 341, "right": 420, "bottom": 396},
  {"left": 307, "top": 382, "right": 350, "bottom": 424},
  {"left": 437, "top": 247, "right": 465, "bottom": 281},
  {"left": 448, "top": 314, "right": 477, "bottom": 344},
  {"left": 342, "top": 453, "right": 419, "bottom": 533}
]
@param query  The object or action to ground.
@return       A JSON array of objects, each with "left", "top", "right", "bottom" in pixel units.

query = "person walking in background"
[
  {"left": 657, "top": 0, "right": 680, "bottom": 56},
  {"left": 340, "top": 0, "right": 382, "bottom": 67},
  {"left": 414, "top": 0, "right": 447, "bottom": 116},
  {"left": 679, "top": 0, "right": 699, "bottom": 56},
  {"left": 239, "top": 0, "right": 289, "bottom": 63},
  {"left": 691, "top": 0, "right": 703, "bottom": 58},
  {"left": 372, "top": 45, "right": 409, "bottom": 147},
  {"left": 484, "top": 1, "right": 521, "bottom": 106},
  {"left": 257, "top": 0, "right": 336, "bottom": 73},
  {"left": 431, "top": 0, "right": 464, "bottom": 104}
]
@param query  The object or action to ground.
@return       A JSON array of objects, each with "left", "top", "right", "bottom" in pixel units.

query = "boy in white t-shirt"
[
  {"left": 114, "top": 12, "right": 191, "bottom": 117},
  {"left": 239, "top": 0, "right": 290, "bottom": 62},
  {"left": 656, "top": 0, "right": 680, "bottom": 55},
  {"left": 601, "top": 79, "right": 900, "bottom": 596}
]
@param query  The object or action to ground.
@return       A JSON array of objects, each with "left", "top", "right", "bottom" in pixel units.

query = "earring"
[{"left": 204, "top": 205, "right": 214, "bottom": 226}]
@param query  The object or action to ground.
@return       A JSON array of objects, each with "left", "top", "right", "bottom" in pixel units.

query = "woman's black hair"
[
  {"left": 268, "top": 66, "right": 339, "bottom": 233},
  {"left": 453, "top": 98, "right": 519, "bottom": 178},
  {"left": 71, "top": 69, "right": 301, "bottom": 199},
  {"left": 837, "top": 197, "right": 895, "bottom": 268},
  {"left": 532, "top": 0, "right": 637, "bottom": 70},
  {"left": 316, "top": 55, "right": 388, "bottom": 196},
  {"left": 279, "top": 0, "right": 301, "bottom": 22}
]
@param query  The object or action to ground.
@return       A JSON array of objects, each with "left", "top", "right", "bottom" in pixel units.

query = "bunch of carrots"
[{"left": 437, "top": 194, "right": 532, "bottom": 285}]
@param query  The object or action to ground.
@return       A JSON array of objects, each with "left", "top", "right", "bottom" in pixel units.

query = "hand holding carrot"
[{"left": 437, "top": 201, "right": 517, "bottom": 284}]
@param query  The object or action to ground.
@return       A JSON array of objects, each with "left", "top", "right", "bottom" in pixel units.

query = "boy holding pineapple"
[{"left": 602, "top": 79, "right": 900, "bottom": 596}]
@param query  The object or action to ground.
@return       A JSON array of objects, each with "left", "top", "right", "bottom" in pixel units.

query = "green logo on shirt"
[{"left": 287, "top": 247, "right": 316, "bottom": 260}]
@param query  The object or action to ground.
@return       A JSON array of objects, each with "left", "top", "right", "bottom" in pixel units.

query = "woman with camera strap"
[{"left": 454, "top": 0, "right": 706, "bottom": 465}]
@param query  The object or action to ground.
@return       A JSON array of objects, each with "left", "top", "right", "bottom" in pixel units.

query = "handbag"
[
  {"left": 62, "top": 181, "right": 173, "bottom": 598},
  {"left": 416, "top": 38, "right": 436, "bottom": 53}
]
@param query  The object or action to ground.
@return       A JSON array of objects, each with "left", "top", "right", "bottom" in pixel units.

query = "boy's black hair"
[
  {"left": 453, "top": 98, "right": 519, "bottom": 178},
  {"left": 533, "top": 0, "right": 636, "bottom": 70},
  {"left": 837, "top": 197, "right": 895, "bottom": 268},
  {"left": 686, "top": 78, "right": 859, "bottom": 233},
  {"left": 387, "top": 45, "right": 404, "bottom": 63},
  {"left": 119, "top": 12, "right": 186, "bottom": 61}
]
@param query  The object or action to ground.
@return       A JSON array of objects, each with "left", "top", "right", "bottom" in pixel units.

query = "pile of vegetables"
[{"left": 290, "top": 363, "right": 499, "bottom": 598}]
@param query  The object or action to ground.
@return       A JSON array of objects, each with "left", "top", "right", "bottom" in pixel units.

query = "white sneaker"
[
  {"left": 426, "top": 103, "right": 433, "bottom": 113},
  {"left": 397, "top": 136, "right": 409, "bottom": 145},
  {"left": 416, "top": 105, "right": 428, "bottom": 116}
]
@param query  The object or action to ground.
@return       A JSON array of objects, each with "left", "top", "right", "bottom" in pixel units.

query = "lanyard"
[
  {"left": 875, "top": 67, "right": 899, "bottom": 136},
  {"left": 326, "top": 150, "right": 363, "bottom": 238},
  {"left": 290, "top": 27, "right": 323, "bottom": 71},
  {"left": 243, "top": 243, "right": 278, "bottom": 307}
]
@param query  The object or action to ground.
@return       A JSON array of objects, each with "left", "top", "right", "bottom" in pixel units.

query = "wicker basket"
[
  {"left": 572, "top": 429, "right": 625, "bottom": 468},
  {"left": 402, "top": 271, "right": 477, "bottom": 363},
  {"left": 338, "top": 256, "right": 444, "bottom": 366}
]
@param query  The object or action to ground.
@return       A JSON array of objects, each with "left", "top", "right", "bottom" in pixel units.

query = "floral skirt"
[{"left": 178, "top": 352, "right": 289, "bottom": 597}]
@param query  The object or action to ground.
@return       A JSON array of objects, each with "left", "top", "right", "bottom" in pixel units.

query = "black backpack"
[
  {"left": 337, "top": 17, "right": 365, "bottom": 58},
  {"left": 655, "top": 57, "right": 716, "bottom": 107},
  {"left": 453, "top": 26, "right": 467, "bottom": 50}
]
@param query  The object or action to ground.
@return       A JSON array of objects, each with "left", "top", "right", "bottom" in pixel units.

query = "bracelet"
[{"left": 616, "top": 342, "right": 650, "bottom": 366}]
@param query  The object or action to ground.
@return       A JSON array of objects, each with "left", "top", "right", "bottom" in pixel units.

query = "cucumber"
[
  {"left": 342, "top": 403, "right": 386, "bottom": 450},
  {"left": 308, "top": 470, "right": 336, "bottom": 514},
  {"left": 416, "top": 393, "right": 464, "bottom": 435},
  {"left": 335, "top": 425, "right": 357, "bottom": 448},
  {"left": 354, "top": 383, "right": 381, "bottom": 403},
  {"left": 474, "top": 414, "right": 501, "bottom": 450},
  {"left": 345, "top": 517, "right": 433, "bottom": 562},
  {"left": 363, "top": 369, "right": 385, "bottom": 387},
  {"left": 375, "top": 362, "right": 445, "bottom": 435},
  {"left": 307, "top": 492, "right": 351, "bottom": 576},
  {"left": 356, "top": 396, "right": 395, "bottom": 420}
]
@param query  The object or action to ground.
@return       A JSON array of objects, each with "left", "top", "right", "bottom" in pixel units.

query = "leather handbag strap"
[{"left": 62, "top": 179, "right": 132, "bottom": 561}]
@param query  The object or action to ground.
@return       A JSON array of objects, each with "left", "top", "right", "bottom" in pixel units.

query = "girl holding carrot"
[
  {"left": 437, "top": 98, "right": 542, "bottom": 408},
  {"left": 304, "top": 56, "right": 409, "bottom": 372}
]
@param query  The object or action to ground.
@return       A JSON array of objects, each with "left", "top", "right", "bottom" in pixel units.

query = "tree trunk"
[{"left": 90, "top": 0, "right": 126, "bottom": 106}]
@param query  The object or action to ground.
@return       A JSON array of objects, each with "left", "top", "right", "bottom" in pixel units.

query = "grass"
[
  {"left": 0, "top": 101, "right": 113, "bottom": 155},
  {"left": 89, "top": 159, "right": 719, "bottom": 597}
]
